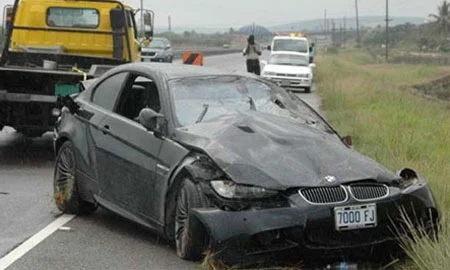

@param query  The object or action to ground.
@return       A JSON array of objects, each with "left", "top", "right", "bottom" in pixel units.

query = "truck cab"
[{"left": 0, "top": 0, "right": 155, "bottom": 137}]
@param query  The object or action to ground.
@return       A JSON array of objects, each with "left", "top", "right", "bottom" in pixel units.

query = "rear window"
[{"left": 47, "top": 7, "right": 99, "bottom": 29}]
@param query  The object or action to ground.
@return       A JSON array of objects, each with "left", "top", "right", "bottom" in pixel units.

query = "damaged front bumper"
[{"left": 190, "top": 183, "right": 438, "bottom": 265}]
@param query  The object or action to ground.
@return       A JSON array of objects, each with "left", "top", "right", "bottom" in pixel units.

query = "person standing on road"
[
  {"left": 309, "top": 42, "right": 316, "bottom": 63},
  {"left": 243, "top": 35, "right": 262, "bottom": 75}
]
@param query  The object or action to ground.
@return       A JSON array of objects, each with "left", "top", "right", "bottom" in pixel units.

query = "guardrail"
[{"left": 172, "top": 48, "right": 242, "bottom": 59}]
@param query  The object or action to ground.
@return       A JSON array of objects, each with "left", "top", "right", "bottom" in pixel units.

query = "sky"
[{"left": 1, "top": 0, "right": 443, "bottom": 28}]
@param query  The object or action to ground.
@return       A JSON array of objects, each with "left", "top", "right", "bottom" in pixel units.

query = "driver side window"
[{"left": 115, "top": 74, "right": 161, "bottom": 122}]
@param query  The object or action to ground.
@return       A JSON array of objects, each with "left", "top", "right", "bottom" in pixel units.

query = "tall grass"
[{"left": 316, "top": 50, "right": 450, "bottom": 269}]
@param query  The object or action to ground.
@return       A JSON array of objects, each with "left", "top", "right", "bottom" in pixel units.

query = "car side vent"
[
  {"left": 299, "top": 186, "right": 348, "bottom": 204},
  {"left": 238, "top": 126, "right": 254, "bottom": 133},
  {"left": 349, "top": 184, "right": 389, "bottom": 201}
]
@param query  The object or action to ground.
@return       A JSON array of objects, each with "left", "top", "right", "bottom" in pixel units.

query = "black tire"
[
  {"left": 304, "top": 87, "right": 311, "bottom": 93},
  {"left": 168, "top": 56, "right": 173, "bottom": 63},
  {"left": 175, "top": 178, "right": 209, "bottom": 261},
  {"left": 53, "top": 141, "right": 97, "bottom": 215}
]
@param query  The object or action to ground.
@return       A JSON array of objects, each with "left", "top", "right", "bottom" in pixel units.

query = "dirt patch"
[{"left": 412, "top": 73, "right": 450, "bottom": 102}]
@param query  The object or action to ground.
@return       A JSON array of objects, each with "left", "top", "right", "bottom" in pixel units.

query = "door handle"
[{"left": 102, "top": 125, "right": 110, "bottom": 135}]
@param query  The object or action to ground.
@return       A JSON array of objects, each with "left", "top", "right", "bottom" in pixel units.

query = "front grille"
[
  {"left": 275, "top": 73, "right": 293, "bottom": 77},
  {"left": 349, "top": 184, "right": 389, "bottom": 201},
  {"left": 300, "top": 186, "right": 347, "bottom": 204}
]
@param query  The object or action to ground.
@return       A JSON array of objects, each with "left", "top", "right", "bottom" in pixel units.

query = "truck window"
[{"left": 46, "top": 8, "right": 99, "bottom": 29}]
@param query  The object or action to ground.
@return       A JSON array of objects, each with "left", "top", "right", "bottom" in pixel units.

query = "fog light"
[{"left": 51, "top": 108, "right": 61, "bottom": 117}]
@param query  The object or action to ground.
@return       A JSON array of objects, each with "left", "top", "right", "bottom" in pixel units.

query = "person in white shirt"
[{"left": 243, "top": 35, "right": 262, "bottom": 75}]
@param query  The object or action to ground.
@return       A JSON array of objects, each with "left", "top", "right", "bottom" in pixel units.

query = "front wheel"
[
  {"left": 175, "top": 178, "right": 209, "bottom": 261},
  {"left": 304, "top": 87, "right": 311, "bottom": 93},
  {"left": 53, "top": 141, "right": 97, "bottom": 215}
]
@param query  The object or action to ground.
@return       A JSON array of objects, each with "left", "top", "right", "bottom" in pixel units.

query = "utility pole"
[
  {"left": 168, "top": 16, "right": 172, "bottom": 32},
  {"left": 324, "top": 9, "right": 327, "bottom": 35},
  {"left": 332, "top": 20, "right": 336, "bottom": 46},
  {"left": 385, "top": 0, "right": 389, "bottom": 62},
  {"left": 344, "top": 16, "right": 347, "bottom": 45},
  {"left": 355, "top": 0, "right": 360, "bottom": 44},
  {"left": 140, "top": 0, "right": 144, "bottom": 36}
]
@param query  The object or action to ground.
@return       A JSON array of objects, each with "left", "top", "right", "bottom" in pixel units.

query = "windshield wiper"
[{"left": 196, "top": 104, "right": 209, "bottom": 123}]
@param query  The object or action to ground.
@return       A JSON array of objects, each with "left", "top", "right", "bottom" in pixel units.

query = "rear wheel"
[
  {"left": 175, "top": 178, "right": 209, "bottom": 261},
  {"left": 53, "top": 141, "right": 97, "bottom": 215}
]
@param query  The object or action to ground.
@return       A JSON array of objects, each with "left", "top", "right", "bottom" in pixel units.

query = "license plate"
[{"left": 334, "top": 204, "right": 377, "bottom": 231}]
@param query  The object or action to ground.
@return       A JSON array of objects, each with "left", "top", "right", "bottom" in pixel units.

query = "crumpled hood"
[{"left": 174, "top": 112, "right": 397, "bottom": 190}]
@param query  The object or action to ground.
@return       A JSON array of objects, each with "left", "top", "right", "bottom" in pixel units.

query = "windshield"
[
  {"left": 169, "top": 76, "right": 334, "bottom": 134},
  {"left": 273, "top": 39, "right": 309, "bottom": 53},
  {"left": 268, "top": 54, "right": 309, "bottom": 66},
  {"left": 149, "top": 40, "right": 165, "bottom": 49}
]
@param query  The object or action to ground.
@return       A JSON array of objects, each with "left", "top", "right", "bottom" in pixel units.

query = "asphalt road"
[{"left": 0, "top": 52, "right": 321, "bottom": 270}]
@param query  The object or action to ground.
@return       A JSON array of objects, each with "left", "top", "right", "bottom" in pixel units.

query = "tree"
[{"left": 429, "top": 1, "right": 450, "bottom": 34}]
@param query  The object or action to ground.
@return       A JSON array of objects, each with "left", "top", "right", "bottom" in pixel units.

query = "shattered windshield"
[{"left": 169, "top": 76, "right": 335, "bottom": 134}]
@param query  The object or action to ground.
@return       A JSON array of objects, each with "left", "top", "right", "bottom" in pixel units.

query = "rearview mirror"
[{"left": 138, "top": 108, "right": 166, "bottom": 136}]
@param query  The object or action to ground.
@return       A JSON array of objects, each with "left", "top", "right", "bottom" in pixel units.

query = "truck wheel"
[
  {"left": 175, "top": 178, "right": 209, "bottom": 261},
  {"left": 53, "top": 141, "right": 97, "bottom": 215},
  {"left": 305, "top": 87, "right": 311, "bottom": 93}
]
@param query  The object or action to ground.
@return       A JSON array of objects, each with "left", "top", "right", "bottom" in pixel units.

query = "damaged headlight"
[
  {"left": 396, "top": 168, "right": 421, "bottom": 189},
  {"left": 210, "top": 180, "right": 278, "bottom": 199}
]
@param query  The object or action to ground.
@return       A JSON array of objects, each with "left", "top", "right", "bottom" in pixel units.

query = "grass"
[{"left": 316, "top": 49, "right": 450, "bottom": 269}]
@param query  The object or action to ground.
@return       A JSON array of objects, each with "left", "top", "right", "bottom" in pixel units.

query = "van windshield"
[{"left": 273, "top": 39, "right": 309, "bottom": 53}]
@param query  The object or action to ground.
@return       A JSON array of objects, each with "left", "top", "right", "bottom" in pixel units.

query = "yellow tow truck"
[{"left": 0, "top": 0, "right": 154, "bottom": 137}]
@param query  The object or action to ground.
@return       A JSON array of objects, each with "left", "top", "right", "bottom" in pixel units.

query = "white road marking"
[{"left": 0, "top": 214, "right": 75, "bottom": 270}]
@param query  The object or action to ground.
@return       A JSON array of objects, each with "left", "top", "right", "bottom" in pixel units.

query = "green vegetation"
[
  {"left": 362, "top": 1, "right": 450, "bottom": 53},
  {"left": 316, "top": 49, "right": 450, "bottom": 270}
]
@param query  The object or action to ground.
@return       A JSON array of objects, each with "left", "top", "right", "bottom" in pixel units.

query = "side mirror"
[
  {"left": 138, "top": 108, "right": 166, "bottom": 137},
  {"left": 342, "top": 135, "right": 353, "bottom": 147},
  {"left": 60, "top": 96, "right": 79, "bottom": 115},
  {"left": 165, "top": 44, "right": 171, "bottom": 50},
  {"left": 267, "top": 45, "right": 271, "bottom": 51}
]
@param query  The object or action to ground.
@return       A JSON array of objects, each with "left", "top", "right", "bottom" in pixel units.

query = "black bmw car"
[{"left": 53, "top": 63, "right": 439, "bottom": 266}]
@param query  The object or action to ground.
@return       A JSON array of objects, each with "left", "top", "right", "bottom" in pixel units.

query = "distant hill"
[
  {"left": 268, "top": 16, "right": 426, "bottom": 32},
  {"left": 154, "top": 16, "right": 427, "bottom": 34}
]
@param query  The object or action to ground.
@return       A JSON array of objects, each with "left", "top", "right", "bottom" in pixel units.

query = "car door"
[
  {"left": 96, "top": 72, "right": 164, "bottom": 227},
  {"left": 83, "top": 72, "right": 129, "bottom": 199}
]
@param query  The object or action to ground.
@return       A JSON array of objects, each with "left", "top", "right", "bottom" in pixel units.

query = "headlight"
[
  {"left": 396, "top": 168, "right": 421, "bottom": 189},
  {"left": 296, "top": 73, "right": 309, "bottom": 78},
  {"left": 210, "top": 180, "right": 278, "bottom": 199}
]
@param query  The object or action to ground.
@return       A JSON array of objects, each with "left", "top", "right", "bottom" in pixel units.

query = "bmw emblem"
[{"left": 325, "top": 175, "right": 337, "bottom": 183}]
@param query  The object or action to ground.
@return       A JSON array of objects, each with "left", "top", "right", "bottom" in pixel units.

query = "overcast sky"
[{"left": 2, "top": 0, "right": 443, "bottom": 27}]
